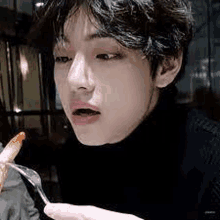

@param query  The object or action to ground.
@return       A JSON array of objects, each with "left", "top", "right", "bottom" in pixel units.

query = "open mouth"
[{"left": 72, "top": 108, "right": 101, "bottom": 116}]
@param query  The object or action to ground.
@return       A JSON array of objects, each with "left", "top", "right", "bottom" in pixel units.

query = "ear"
[{"left": 155, "top": 51, "right": 183, "bottom": 88}]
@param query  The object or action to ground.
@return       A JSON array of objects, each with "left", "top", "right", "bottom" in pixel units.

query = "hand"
[
  {"left": 0, "top": 132, "right": 25, "bottom": 193},
  {"left": 44, "top": 203, "right": 144, "bottom": 220}
]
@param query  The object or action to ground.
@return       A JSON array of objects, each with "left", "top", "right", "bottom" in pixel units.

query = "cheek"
[
  {"left": 107, "top": 65, "right": 151, "bottom": 104},
  {"left": 121, "top": 69, "right": 152, "bottom": 117},
  {"left": 54, "top": 68, "right": 69, "bottom": 103},
  {"left": 54, "top": 66, "right": 67, "bottom": 88}
]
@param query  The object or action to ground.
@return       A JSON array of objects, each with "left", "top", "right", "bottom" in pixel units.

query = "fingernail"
[
  {"left": 44, "top": 203, "right": 55, "bottom": 214},
  {"left": 44, "top": 204, "right": 56, "bottom": 219}
]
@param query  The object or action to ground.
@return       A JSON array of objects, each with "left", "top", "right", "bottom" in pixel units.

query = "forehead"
[
  {"left": 63, "top": 9, "right": 99, "bottom": 41},
  {"left": 55, "top": 8, "right": 125, "bottom": 51}
]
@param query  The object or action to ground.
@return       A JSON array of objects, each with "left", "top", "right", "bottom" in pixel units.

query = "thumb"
[{"left": 44, "top": 203, "right": 86, "bottom": 220}]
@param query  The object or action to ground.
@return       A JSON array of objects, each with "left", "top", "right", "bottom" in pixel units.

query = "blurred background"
[{"left": 0, "top": 0, "right": 220, "bottom": 219}]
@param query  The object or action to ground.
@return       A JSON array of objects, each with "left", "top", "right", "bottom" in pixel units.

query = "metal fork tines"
[{"left": 0, "top": 162, "right": 50, "bottom": 205}]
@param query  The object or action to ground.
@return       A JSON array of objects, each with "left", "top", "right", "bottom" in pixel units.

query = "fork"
[{"left": 0, "top": 162, "right": 50, "bottom": 205}]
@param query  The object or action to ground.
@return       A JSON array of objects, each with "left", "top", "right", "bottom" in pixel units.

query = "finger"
[
  {"left": 0, "top": 132, "right": 25, "bottom": 163},
  {"left": 44, "top": 203, "right": 86, "bottom": 220},
  {"left": 44, "top": 203, "right": 142, "bottom": 220}
]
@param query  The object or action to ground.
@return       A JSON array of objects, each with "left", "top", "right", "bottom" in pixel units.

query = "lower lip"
[{"left": 71, "top": 114, "right": 101, "bottom": 125}]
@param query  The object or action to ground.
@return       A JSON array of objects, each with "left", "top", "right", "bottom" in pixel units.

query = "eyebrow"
[
  {"left": 60, "top": 30, "right": 110, "bottom": 43},
  {"left": 85, "top": 31, "right": 110, "bottom": 41}
]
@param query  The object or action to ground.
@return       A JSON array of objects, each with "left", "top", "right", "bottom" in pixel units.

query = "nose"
[{"left": 67, "top": 53, "right": 95, "bottom": 93}]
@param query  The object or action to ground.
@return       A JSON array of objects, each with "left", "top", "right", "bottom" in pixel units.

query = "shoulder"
[
  {"left": 187, "top": 108, "right": 220, "bottom": 135},
  {"left": 183, "top": 107, "right": 220, "bottom": 176},
  {"left": 186, "top": 107, "right": 220, "bottom": 149}
]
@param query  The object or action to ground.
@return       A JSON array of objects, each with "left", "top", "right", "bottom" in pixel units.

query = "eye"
[
  {"left": 96, "top": 53, "right": 122, "bottom": 61},
  {"left": 55, "top": 56, "right": 72, "bottom": 63}
]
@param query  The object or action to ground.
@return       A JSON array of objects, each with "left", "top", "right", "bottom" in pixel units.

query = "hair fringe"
[{"left": 28, "top": 0, "right": 194, "bottom": 89}]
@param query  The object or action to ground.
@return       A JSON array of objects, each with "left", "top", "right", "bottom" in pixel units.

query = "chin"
[
  {"left": 76, "top": 135, "right": 107, "bottom": 146},
  {"left": 78, "top": 135, "right": 126, "bottom": 146},
  {"left": 73, "top": 125, "right": 128, "bottom": 146}
]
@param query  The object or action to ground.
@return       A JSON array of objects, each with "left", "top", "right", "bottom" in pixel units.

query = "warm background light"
[
  {"left": 14, "top": 105, "right": 22, "bottom": 113},
  {"left": 20, "top": 54, "right": 29, "bottom": 81},
  {"left": 35, "top": 2, "right": 44, "bottom": 7}
]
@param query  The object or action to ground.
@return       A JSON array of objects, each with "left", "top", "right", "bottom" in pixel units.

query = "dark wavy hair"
[{"left": 29, "top": 0, "right": 194, "bottom": 92}]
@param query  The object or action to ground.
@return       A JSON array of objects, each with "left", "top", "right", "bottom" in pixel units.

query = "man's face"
[{"left": 54, "top": 9, "right": 159, "bottom": 146}]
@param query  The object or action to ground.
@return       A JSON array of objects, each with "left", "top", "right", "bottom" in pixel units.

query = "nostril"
[{"left": 55, "top": 57, "right": 72, "bottom": 63}]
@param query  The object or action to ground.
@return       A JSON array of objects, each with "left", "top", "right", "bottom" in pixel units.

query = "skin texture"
[{"left": 54, "top": 9, "right": 163, "bottom": 146}]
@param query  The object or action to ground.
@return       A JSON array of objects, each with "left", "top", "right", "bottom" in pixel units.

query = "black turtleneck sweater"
[{"left": 55, "top": 89, "right": 219, "bottom": 220}]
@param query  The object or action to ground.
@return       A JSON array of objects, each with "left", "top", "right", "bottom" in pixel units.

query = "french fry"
[{"left": 0, "top": 132, "right": 25, "bottom": 192}]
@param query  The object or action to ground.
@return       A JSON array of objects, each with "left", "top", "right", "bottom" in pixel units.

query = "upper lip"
[{"left": 70, "top": 100, "right": 100, "bottom": 113}]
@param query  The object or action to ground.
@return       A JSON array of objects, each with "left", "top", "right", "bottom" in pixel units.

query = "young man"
[
  {"left": 33, "top": 0, "right": 193, "bottom": 146},
  {"left": 1, "top": 0, "right": 220, "bottom": 219}
]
